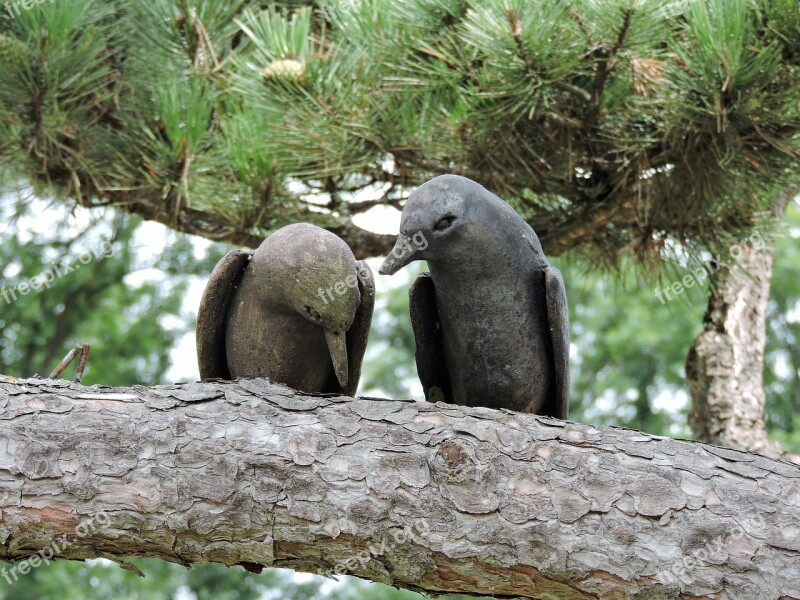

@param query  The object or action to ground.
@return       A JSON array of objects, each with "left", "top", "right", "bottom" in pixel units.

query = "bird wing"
[
  {"left": 337, "top": 260, "right": 375, "bottom": 396},
  {"left": 542, "top": 266, "right": 570, "bottom": 419},
  {"left": 196, "top": 250, "right": 251, "bottom": 380},
  {"left": 409, "top": 273, "right": 452, "bottom": 404}
]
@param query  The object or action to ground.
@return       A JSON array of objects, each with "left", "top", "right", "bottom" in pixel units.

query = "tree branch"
[
  {"left": 100, "top": 188, "right": 395, "bottom": 260},
  {"left": 584, "top": 9, "right": 633, "bottom": 130},
  {"left": 1, "top": 377, "right": 799, "bottom": 598}
]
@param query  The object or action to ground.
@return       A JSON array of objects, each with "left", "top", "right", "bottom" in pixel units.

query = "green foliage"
[
  {"left": 0, "top": 1, "right": 118, "bottom": 183},
  {"left": 0, "top": 0, "right": 798, "bottom": 264},
  {"left": 0, "top": 558, "right": 480, "bottom": 600},
  {"left": 360, "top": 261, "right": 425, "bottom": 399},
  {"left": 127, "top": 0, "right": 247, "bottom": 70},
  {"left": 1, "top": 558, "right": 182, "bottom": 600},
  {"left": 236, "top": 6, "right": 315, "bottom": 65},
  {"left": 560, "top": 258, "right": 701, "bottom": 436},
  {"left": 0, "top": 559, "right": 322, "bottom": 600},
  {"left": 0, "top": 187, "right": 202, "bottom": 386},
  {"left": 764, "top": 202, "right": 800, "bottom": 452}
]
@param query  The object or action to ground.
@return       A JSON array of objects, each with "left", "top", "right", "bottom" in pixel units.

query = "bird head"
[
  {"left": 252, "top": 224, "right": 361, "bottom": 387},
  {"left": 380, "top": 174, "right": 475, "bottom": 275}
]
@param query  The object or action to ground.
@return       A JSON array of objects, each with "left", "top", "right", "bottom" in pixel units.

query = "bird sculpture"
[
  {"left": 379, "top": 175, "right": 570, "bottom": 418},
  {"left": 197, "top": 223, "right": 374, "bottom": 395}
]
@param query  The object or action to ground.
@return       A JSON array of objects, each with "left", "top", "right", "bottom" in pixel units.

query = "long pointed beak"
[
  {"left": 325, "top": 329, "right": 348, "bottom": 388},
  {"left": 379, "top": 234, "right": 418, "bottom": 276}
]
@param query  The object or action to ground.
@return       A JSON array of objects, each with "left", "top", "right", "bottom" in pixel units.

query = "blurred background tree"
[
  {"left": 764, "top": 203, "right": 800, "bottom": 453},
  {"left": 0, "top": 556, "right": 458, "bottom": 600},
  {"left": 0, "top": 187, "right": 209, "bottom": 386}
]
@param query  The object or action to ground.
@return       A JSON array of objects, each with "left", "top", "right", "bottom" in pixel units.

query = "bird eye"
[
  {"left": 305, "top": 306, "right": 321, "bottom": 320},
  {"left": 433, "top": 215, "right": 456, "bottom": 231}
]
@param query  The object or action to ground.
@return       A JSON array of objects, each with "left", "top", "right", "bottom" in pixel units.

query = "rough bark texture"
[
  {"left": 686, "top": 192, "right": 800, "bottom": 464},
  {"left": 1, "top": 376, "right": 799, "bottom": 599},
  {"left": 123, "top": 197, "right": 398, "bottom": 261}
]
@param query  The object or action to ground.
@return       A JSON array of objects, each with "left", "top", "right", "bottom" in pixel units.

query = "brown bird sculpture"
[{"left": 196, "top": 224, "right": 374, "bottom": 395}]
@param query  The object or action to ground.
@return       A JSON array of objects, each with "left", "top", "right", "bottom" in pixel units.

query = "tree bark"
[
  {"left": 686, "top": 190, "right": 800, "bottom": 464},
  {"left": 1, "top": 377, "right": 799, "bottom": 599}
]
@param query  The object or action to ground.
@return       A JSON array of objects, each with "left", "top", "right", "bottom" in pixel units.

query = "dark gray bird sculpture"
[
  {"left": 379, "top": 175, "right": 570, "bottom": 418},
  {"left": 197, "top": 223, "right": 374, "bottom": 395}
]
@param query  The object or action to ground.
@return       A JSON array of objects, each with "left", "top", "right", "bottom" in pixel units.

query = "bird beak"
[
  {"left": 379, "top": 234, "right": 418, "bottom": 276},
  {"left": 325, "top": 329, "right": 348, "bottom": 388}
]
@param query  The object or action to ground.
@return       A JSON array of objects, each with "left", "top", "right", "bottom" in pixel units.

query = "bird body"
[
  {"left": 197, "top": 223, "right": 374, "bottom": 395},
  {"left": 380, "top": 175, "right": 569, "bottom": 417},
  {"left": 428, "top": 259, "right": 553, "bottom": 413},
  {"left": 224, "top": 269, "right": 333, "bottom": 390}
]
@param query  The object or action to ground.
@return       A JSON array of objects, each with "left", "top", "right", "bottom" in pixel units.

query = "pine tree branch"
[
  {"left": 3, "top": 0, "right": 799, "bottom": 264},
  {"left": 552, "top": 81, "right": 593, "bottom": 103},
  {"left": 505, "top": 9, "right": 593, "bottom": 106},
  {"left": 584, "top": 8, "right": 633, "bottom": 130},
  {"left": 1, "top": 377, "right": 799, "bottom": 598}
]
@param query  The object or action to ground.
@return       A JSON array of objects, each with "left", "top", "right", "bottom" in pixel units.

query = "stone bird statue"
[
  {"left": 379, "top": 175, "right": 570, "bottom": 418},
  {"left": 197, "top": 223, "right": 374, "bottom": 395}
]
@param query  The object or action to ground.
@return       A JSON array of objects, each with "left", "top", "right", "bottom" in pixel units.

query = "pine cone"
[{"left": 262, "top": 59, "right": 306, "bottom": 84}]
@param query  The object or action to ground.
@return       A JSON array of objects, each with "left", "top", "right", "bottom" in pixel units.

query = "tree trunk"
[
  {"left": 686, "top": 190, "right": 799, "bottom": 463},
  {"left": 1, "top": 377, "right": 799, "bottom": 599}
]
